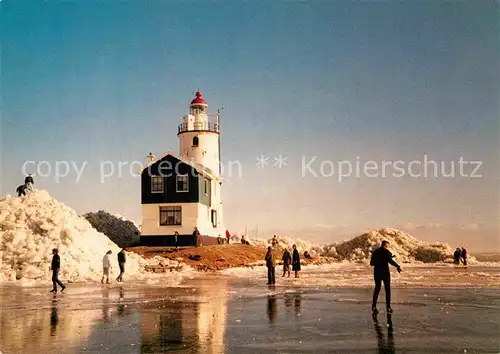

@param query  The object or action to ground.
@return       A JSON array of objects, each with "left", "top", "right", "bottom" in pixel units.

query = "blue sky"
[{"left": 2, "top": 1, "right": 499, "bottom": 251}]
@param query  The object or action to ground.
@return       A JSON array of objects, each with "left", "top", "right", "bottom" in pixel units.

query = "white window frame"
[
  {"left": 159, "top": 206, "right": 182, "bottom": 226},
  {"left": 176, "top": 174, "right": 189, "bottom": 193},
  {"left": 151, "top": 176, "right": 164, "bottom": 193}
]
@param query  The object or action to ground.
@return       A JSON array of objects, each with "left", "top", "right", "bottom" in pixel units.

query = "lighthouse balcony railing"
[{"left": 178, "top": 122, "right": 220, "bottom": 134}]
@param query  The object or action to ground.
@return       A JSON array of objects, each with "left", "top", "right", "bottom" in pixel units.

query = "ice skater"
[
  {"left": 292, "top": 245, "right": 301, "bottom": 278},
  {"left": 370, "top": 240, "right": 402, "bottom": 314},
  {"left": 101, "top": 250, "right": 112, "bottom": 284},
  {"left": 116, "top": 249, "right": 126, "bottom": 282},
  {"left": 282, "top": 248, "right": 291, "bottom": 277},
  {"left": 50, "top": 248, "right": 66, "bottom": 293},
  {"left": 265, "top": 246, "right": 276, "bottom": 284}
]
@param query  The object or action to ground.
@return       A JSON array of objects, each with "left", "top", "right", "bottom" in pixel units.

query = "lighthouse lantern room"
[{"left": 140, "top": 90, "right": 225, "bottom": 246}]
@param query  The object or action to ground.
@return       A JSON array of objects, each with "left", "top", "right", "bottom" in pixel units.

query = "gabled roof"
[{"left": 142, "top": 152, "right": 221, "bottom": 182}]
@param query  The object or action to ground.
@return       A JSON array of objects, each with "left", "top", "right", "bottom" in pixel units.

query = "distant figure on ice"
[
  {"left": 50, "top": 248, "right": 66, "bottom": 293},
  {"left": 453, "top": 248, "right": 461, "bottom": 265},
  {"left": 226, "top": 230, "right": 231, "bottom": 244},
  {"left": 174, "top": 231, "right": 179, "bottom": 250},
  {"left": 292, "top": 245, "right": 301, "bottom": 278},
  {"left": 116, "top": 249, "right": 126, "bottom": 282},
  {"left": 193, "top": 227, "right": 201, "bottom": 247},
  {"left": 101, "top": 250, "right": 112, "bottom": 284},
  {"left": 265, "top": 246, "right": 276, "bottom": 284},
  {"left": 272, "top": 235, "right": 278, "bottom": 247},
  {"left": 282, "top": 248, "right": 291, "bottom": 277},
  {"left": 370, "top": 240, "right": 402, "bottom": 314},
  {"left": 461, "top": 247, "right": 468, "bottom": 266}
]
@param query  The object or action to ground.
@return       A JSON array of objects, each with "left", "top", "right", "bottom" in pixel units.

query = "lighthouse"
[{"left": 140, "top": 90, "right": 225, "bottom": 246}]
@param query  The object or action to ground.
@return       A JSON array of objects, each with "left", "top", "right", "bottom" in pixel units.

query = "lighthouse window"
[
  {"left": 192, "top": 136, "right": 199, "bottom": 147},
  {"left": 211, "top": 210, "right": 217, "bottom": 227},
  {"left": 151, "top": 176, "right": 164, "bottom": 193},
  {"left": 204, "top": 178, "right": 210, "bottom": 195},
  {"left": 176, "top": 175, "right": 189, "bottom": 192},
  {"left": 159, "top": 206, "right": 182, "bottom": 226}
]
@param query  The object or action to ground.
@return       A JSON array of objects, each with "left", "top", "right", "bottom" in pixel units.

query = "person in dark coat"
[
  {"left": 16, "top": 184, "right": 27, "bottom": 196},
  {"left": 292, "top": 245, "right": 301, "bottom": 278},
  {"left": 25, "top": 174, "right": 34, "bottom": 185},
  {"left": 174, "top": 231, "right": 179, "bottom": 250},
  {"left": 265, "top": 246, "right": 276, "bottom": 284},
  {"left": 193, "top": 227, "right": 201, "bottom": 247},
  {"left": 453, "top": 248, "right": 461, "bottom": 265},
  {"left": 461, "top": 247, "right": 468, "bottom": 266},
  {"left": 116, "top": 249, "right": 126, "bottom": 282},
  {"left": 50, "top": 248, "right": 66, "bottom": 293},
  {"left": 282, "top": 248, "right": 291, "bottom": 277},
  {"left": 370, "top": 240, "right": 401, "bottom": 314}
]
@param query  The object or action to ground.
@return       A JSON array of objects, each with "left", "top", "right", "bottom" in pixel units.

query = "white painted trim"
[
  {"left": 151, "top": 176, "right": 164, "bottom": 193},
  {"left": 176, "top": 174, "right": 189, "bottom": 193}
]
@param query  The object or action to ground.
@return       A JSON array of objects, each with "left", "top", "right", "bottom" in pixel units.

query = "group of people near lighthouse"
[
  {"left": 49, "top": 248, "right": 127, "bottom": 293},
  {"left": 265, "top": 236, "right": 301, "bottom": 285}
]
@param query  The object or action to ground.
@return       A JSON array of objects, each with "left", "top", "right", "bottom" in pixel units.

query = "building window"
[
  {"left": 151, "top": 176, "right": 164, "bottom": 193},
  {"left": 211, "top": 210, "right": 217, "bottom": 227},
  {"left": 192, "top": 136, "right": 199, "bottom": 147},
  {"left": 159, "top": 206, "right": 182, "bottom": 226},
  {"left": 204, "top": 178, "right": 210, "bottom": 195},
  {"left": 176, "top": 175, "right": 189, "bottom": 192}
]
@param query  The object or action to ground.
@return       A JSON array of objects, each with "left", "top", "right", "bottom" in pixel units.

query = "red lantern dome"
[{"left": 190, "top": 90, "right": 207, "bottom": 105}]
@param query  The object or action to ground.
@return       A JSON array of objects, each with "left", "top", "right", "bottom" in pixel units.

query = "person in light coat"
[{"left": 101, "top": 250, "right": 112, "bottom": 284}]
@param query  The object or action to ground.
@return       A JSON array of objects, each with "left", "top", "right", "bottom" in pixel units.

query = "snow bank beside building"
[
  {"left": 246, "top": 228, "right": 461, "bottom": 264},
  {"left": 0, "top": 190, "right": 186, "bottom": 283},
  {"left": 83, "top": 210, "right": 140, "bottom": 247}
]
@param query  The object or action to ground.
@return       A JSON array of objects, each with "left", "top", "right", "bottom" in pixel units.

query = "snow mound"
[
  {"left": 238, "top": 229, "right": 466, "bottom": 264},
  {"left": 315, "top": 228, "right": 459, "bottom": 263},
  {"left": 0, "top": 190, "right": 186, "bottom": 283},
  {"left": 83, "top": 210, "right": 140, "bottom": 247}
]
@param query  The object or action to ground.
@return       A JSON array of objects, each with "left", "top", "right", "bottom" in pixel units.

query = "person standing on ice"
[
  {"left": 282, "top": 248, "right": 291, "bottom": 277},
  {"left": 50, "top": 248, "right": 66, "bottom": 293},
  {"left": 265, "top": 246, "right": 276, "bottom": 284},
  {"left": 461, "top": 247, "right": 468, "bottom": 266},
  {"left": 370, "top": 240, "right": 401, "bottom": 314},
  {"left": 225, "top": 230, "right": 231, "bottom": 244},
  {"left": 116, "top": 249, "right": 126, "bottom": 282},
  {"left": 292, "top": 245, "right": 301, "bottom": 278},
  {"left": 101, "top": 250, "right": 112, "bottom": 284}
]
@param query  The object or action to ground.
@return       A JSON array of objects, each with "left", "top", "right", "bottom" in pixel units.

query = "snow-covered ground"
[{"left": 0, "top": 190, "right": 191, "bottom": 284}]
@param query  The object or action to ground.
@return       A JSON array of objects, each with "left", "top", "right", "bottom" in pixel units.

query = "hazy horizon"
[{"left": 2, "top": 2, "right": 499, "bottom": 252}]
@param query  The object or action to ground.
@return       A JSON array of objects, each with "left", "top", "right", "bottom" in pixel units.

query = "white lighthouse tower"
[
  {"left": 178, "top": 90, "right": 221, "bottom": 177},
  {"left": 139, "top": 90, "right": 225, "bottom": 245}
]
